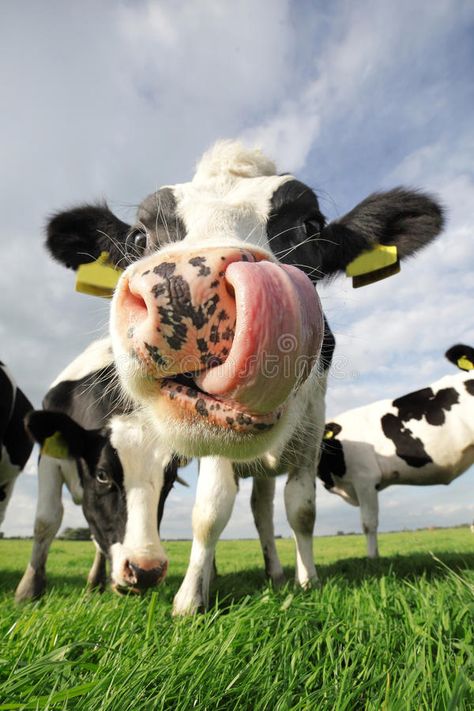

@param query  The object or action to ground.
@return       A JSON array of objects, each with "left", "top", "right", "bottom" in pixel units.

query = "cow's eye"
[
  {"left": 96, "top": 470, "right": 111, "bottom": 485},
  {"left": 126, "top": 228, "right": 148, "bottom": 257},
  {"left": 302, "top": 217, "right": 322, "bottom": 238}
]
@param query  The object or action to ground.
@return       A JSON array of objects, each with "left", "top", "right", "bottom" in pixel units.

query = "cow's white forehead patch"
[
  {"left": 162, "top": 141, "right": 295, "bottom": 249},
  {"left": 193, "top": 140, "right": 277, "bottom": 186}
]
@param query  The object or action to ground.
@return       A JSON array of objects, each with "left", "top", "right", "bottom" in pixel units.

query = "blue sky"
[{"left": 1, "top": 0, "right": 473, "bottom": 540}]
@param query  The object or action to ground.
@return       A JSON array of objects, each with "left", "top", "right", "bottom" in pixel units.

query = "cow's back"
[
  {"left": 44, "top": 338, "right": 130, "bottom": 429},
  {"left": 332, "top": 372, "right": 474, "bottom": 485}
]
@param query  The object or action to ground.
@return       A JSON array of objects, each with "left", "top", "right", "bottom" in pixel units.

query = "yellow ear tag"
[
  {"left": 41, "top": 431, "right": 69, "bottom": 459},
  {"left": 346, "top": 244, "right": 399, "bottom": 288},
  {"left": 324, "top": 430, "right": 334, "bottom": 440},
  {"left": 458, "top": 356, "right": 474, "bottom": 371},
  {"left": 75, "top": 251, "right": 123, "bottom": 298}
]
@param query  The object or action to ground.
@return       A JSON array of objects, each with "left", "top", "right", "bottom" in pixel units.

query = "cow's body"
[
  {"left": 0, "top": 362, "right": 33, "bottom": 529},
  {"left": 45, "top": 141, "right": 444, "bottom": 612},
  {"left": 15, "top": 339, "right": 180, "bottom": 601},
  {"left": 319, "top": 346, "right": 474, "bottom": 557}
]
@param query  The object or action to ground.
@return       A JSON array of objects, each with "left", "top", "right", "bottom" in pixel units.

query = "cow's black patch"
[
  {"left": 189, "top": 256, "right": 211, "bottom": 277},
  {"left": 0, "top": 366, "right": 33, "bottom": 469},
  {"left": 150, "top": 267, "right": 233, "bottom": 362},
  {"left": 381, "top": 382, "right": 462, "bottom": 468},
  {"left": 465, "top": 380, "right": 474, "bottom": 396},
  {"left": 317, "top": 422, "right": 346, "bottom": 490},
  {"left": 153, "top": 262, "right": 176, "bottom": 279},
  {"left": 196, "top": 399, "right": 209, "bottom": 417},
  {"left": 236, "top": 413, "right": 252, "bottom": 426},
  {"left": 0, "top": 486, "right": 6, "bottom": 501},
  {"left": 393, "top": 387, "right": 459, "bottom": 426},
  {"left": 381, "top": 413, "right": 432, "bottom": 468},
  {"left": 267, "top": 180, "right": 326, "bottom": 280},
  {"left": 380, "top": 383, "right": 460, "bottom": 468},
  {"left": 43, "top": 363, "right": 128, "bottom": 431},
  {"left": 145, "top": 343, "right": 168, "bottom": 368}
]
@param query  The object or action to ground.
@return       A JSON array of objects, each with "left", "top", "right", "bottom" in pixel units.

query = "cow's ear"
[
  {"left": 319, "top": 188, "right": 444, "bottom": 285},
  {"left": 445, "top": 344, "right": 474, "bottom": 371},
  {"left": 25, "top": 410, "right": 101, "bottom": 458},
  {"left": 46, "top": 204, "right": 131, "bottom": 270},
  {"left": 323, "top": 422, "right": 342, "bottom": 440}
]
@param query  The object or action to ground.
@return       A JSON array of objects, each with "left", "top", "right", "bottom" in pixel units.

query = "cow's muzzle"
[
  {"left": 113, "top": 558, "right": 168, "bottom": 595},
  {"left": 112, "top": 245, "right": 323, "bottom": 426}
]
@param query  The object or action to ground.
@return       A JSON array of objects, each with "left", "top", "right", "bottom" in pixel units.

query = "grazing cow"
[
  {"left": 0, "top": 362, "right": 33, "bottom": 529},
  {"left": 318, "top": 344, "right": 474, "bottom": 557},
  {"left": 44, "top": 141, "right": 444, "bottom": 613},
  {"left": 15, "top": 339, "right": 182, "bottom": 602}
]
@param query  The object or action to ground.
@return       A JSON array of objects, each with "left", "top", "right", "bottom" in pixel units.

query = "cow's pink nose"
[{"left": 115, "top": 247, "right": 268, "bottom": 378}]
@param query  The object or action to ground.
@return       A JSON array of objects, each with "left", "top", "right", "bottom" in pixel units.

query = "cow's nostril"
[
  {"left": 128, "top": 290, "right": 147, "bottom": 314},
  {"left": 121, "top": 279, "right": 148, "bottom": 317},
  {"left": 123, "top": 559, "right": 137, "bottom": 584}
]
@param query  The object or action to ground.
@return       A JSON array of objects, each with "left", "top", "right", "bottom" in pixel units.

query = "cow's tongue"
[{"left": 194, "top": 261, "right": 323, "bottom": 414}]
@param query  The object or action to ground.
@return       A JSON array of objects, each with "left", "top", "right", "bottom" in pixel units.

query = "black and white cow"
[
  {"left": 318, "top": 344, "right": 474, "bottom": 558},
  {"left": 44, "top": 141, "right": 444, "bottom": 613},
  {"left": 15, "top": 338, "right": 181, "bottom": 601},
  {"left": 0, "top": 362, "right": 33, "bottom": 529}
]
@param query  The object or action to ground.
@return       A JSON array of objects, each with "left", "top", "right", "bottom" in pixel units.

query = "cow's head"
[
  {"left": 26, "top": 409, "right": 180, "bottom": 593},
  {"left": 46, "top": 141, "right": 444, "bottom": 460},
  {"left": 445, "top": 344, "right": 474, "bottom": 372}
]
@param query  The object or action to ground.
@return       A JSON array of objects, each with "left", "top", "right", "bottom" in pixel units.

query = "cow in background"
[
  {"left": 318, "top": 344, "right": 474, "bottom": 557},
  {"left": 44, "top": 140, "right": 444, "bottom": 613},
  {"left": 15, "top": 339, "right": 183, "bottom": 601},
  {"left": 0, "top": 362, "right": 33, "bottom": 529}
]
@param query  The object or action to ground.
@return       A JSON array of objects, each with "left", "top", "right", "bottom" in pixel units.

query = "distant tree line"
[{"left": 59, "top": 527, "right": 91, "bottom": 541}]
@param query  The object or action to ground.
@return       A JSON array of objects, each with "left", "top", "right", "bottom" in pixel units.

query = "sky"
[{"left": 1, "top": 0, "right": 473, "bottom": 543}]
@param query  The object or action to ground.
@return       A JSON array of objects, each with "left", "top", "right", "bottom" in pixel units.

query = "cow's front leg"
[
  {"left": 353, "top": 479, "right": 380, "bottom": 559},
  {"left": 15, "top": 456, "right": 64, "bottom": 602},
  {"left": 284, "top": 466, "right": 318, "bottom": 589},
  {"left": 251, "top": 476, "right": 285, "bottom": 586},
  {"left": 173, "top": 457, "right": 237, "bottom": 616},
  {"left": 87, "top": 541, "right": 108, "bottom": 591}
]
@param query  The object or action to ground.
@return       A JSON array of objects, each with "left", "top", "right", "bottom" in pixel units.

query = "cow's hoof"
[
  {"left": 172, "top": 591, "right": 206, "bottom": 617},
  {"left": 15, "top": 566, "right": 46, "bottom": 603},
  {"left": 269, "top": 572, "right": 286, "bottom": 588},
  {"left": 298, "top": 575, "right": 320, "bottom": 591}
]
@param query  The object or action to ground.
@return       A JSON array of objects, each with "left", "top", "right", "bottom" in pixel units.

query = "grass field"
[{"left": 0, "top": 529, "right": 473, "bottom": 710}]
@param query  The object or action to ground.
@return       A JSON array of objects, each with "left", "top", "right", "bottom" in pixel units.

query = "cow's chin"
[
  {"left": 148, "top": 397, "right": 292, "bottom": 460},
  {"left": 114, "top": 354, "right": 294, "bottom": 460}
]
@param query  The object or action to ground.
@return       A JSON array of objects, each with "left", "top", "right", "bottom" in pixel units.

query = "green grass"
[{"left": 0, "top": 529, "right": 473, "bottom": 710}]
